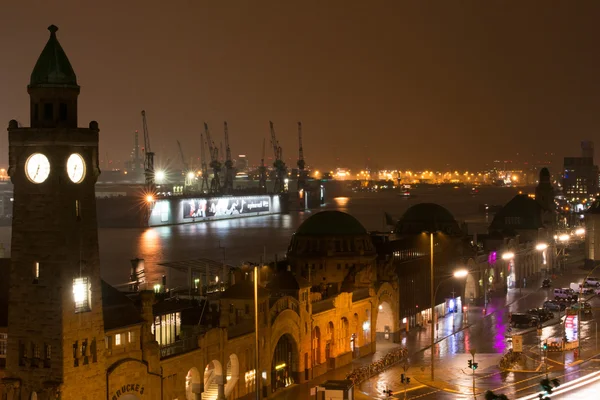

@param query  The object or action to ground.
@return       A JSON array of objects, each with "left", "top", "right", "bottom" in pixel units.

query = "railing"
[
  {"left": 352, "top": 288, "right": 370, "bottom": 302},
  {"left": 270, "top": 296, "right": 300, "bottom": 324},
  {"left": 311, "top": 298, "right": 335, "bottom": 314},
  {"left": 227, "top": 320, "right": 255, "bottom": 339},
  {"left": 159, "top": 336, "right": 198, "bottom": 359}
]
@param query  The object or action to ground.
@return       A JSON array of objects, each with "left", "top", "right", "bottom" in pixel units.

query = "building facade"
[{"left": 0, "top": 26, "right": 399, "bottom": 400}]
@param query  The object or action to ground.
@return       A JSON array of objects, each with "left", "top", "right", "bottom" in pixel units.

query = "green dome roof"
[
  {"left": 29, "top": 25, "right": 78, "bottom": 88},
  {"left": 396, "top": 203, "right": 461, "bottom": 235},
  {"left": 296, "top": 211, "right": 367, "bottom": 236}
]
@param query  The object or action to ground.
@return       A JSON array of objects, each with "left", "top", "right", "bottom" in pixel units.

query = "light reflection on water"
[{"left": 0, "top": 187, "right": 519, "bottom": 287}]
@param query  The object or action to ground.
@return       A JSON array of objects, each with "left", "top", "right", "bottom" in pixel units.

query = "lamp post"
[
  {"left": 429, "top": 233, "right": 434, "bottom": 382},
  {"left": 502, "top": 252, "right": 515, "bottom": 291}
]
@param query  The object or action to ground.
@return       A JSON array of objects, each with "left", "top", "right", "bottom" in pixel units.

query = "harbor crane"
[
  {"left": 204, "top": 122, "right": 221, "bottom": 193},
  {"left": 258, "top": 138, "right": 267, "bottom": 193},
  {"left": 297, "top": 121, "right": 306, "bottom": 191},
  {"left": 269, "top": 121, "right": 287, "bottom": 193},
  {"left": 141, "top": 110, "right": 155, "bottom": 192},
  {"left": 199, "top": 131, "right": 209, "bottom": 193},
  {"left": 177, "top": 140, "right": 195, "bottom": 188},
  {"left": 177, "top": 140, "right": 188, "bottom": 171},
  {"left": 223, "top": 121, "right": 234, "bottom": 194}
]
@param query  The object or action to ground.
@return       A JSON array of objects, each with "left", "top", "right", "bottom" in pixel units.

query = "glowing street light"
[
  {"left": 453, "top": 269, "right": 469, "bottom": 278},
  {"left": 575, "top": 228, "right": 585, "bottom": 236},
  {"left": 535, "top": 243, "right": 548, "bottom": 251},
  {"left": 145, "top": 194, "right": 154, "bottom": 203},
  {"left": 186, "top": 171, "right": 195, "bottom": 180},
  {"left": 558, "top": 234, "right": 570, "bottom": 242},
  {"left": 502, "top": 252, "right": 515, "bottom": 260}
]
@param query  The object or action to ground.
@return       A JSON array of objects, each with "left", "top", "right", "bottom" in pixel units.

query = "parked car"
[
  {"left": 585, "top": 277, "right": 600, "bottom": 287},
  {"left": 543, "top": 300, "right": 566, "bottom": 311},
  {"left": 510, "top": 313, "right": 539, "bottom": 328},
  {"left": 570, "top": 302, "right": 593, "bottom": 315},
  {"left": 542, "top": 279, "right": 552, "bottom": 288},
  {"left": 554, "top": 288, "right": 578, "bottom": 301},
  {"left": 527, "top": 308, "right": 554, "bottom": 322}
]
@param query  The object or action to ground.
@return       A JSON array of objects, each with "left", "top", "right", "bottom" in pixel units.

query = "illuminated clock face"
[
  {"left": 25, "top": 153, "right": 51, "bottom": 183},
  {"left": 67, "top": 153, "right": 86, "bottom": 183}
]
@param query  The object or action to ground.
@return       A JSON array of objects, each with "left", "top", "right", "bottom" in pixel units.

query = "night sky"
[{"left": 1, "top": 1, "right": 599, "bottom": 171}]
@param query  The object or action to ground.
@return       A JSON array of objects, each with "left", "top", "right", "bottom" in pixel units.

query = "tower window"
[
  {"left": 43, "top": 103, "right": 53, "bottom": 120},
  {"left": 33, "top": 262, "right": 39, "bottom": 283},
  {"left": 33, "top": 104, "right": 39, "bottom": 121},
  {"left": 44, "top": 344, "right": 51, "bottom": 368},
  {"left": 115, "top": 334, "right": 121, "bottom": 346},
  {"left": 73, "top": 277, "right": 91, "bottom": 313},
  {"left": 59, "top": 103, "right": 67, "bottom": 121}
]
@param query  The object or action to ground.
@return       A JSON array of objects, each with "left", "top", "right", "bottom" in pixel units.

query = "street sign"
[
  {"left": 469, "top": 349, "right": 477, "bottom": 357},
  {"left": 513, "top": 335, "right": 523, "bottom": 352}
]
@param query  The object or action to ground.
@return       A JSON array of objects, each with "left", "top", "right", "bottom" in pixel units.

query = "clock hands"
[{"left": 34, "top": 165, "right": 40, "bottom": 180}]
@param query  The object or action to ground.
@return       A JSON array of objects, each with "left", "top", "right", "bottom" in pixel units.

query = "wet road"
[{"left": 359, "top": 248, "right": 600, "bottom": 399}]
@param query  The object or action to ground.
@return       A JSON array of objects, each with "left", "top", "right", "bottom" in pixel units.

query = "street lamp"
[{"left": 575, "top": 228, "right": 585, "bottom": 236}]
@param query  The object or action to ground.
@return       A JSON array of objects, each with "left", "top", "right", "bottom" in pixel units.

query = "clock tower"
[{"left": 5, "top": 25, "right": 106, "bottom": 399}]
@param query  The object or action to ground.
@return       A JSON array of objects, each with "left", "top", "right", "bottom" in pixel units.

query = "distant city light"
[
  {"left": 535, "top": 243, "right": 548, "bottom": 251},
  {"left": 186, "top": 171, "right": 195, "bottom": 180},
  {"left": 155, "top": 170, "right": 166, "bottom": 182},
  {"left": 145, "top": 195, "right": 154, "bottom": 203},
  {"left": 558, "top": 234, "right": 570, "bottom": 242},
  {"left": 502, "top": 252, "right": 515, "bottom": 260},
  {"left": 575, "top": 228, "right": 585, "bottom": 236}
]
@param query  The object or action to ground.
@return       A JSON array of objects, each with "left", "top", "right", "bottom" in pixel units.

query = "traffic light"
[
  {"left": 401, "top": 374, "right": 411, "bottom": 384},
  {"left": 473, "top": 362, "right": 478, "bottom": 370},
  {"left": 406, "top": 377, "right": 411, "bottom": 384},
  {"left": 543, "top": 342, "right": 548, "bottom": 351},
  {"left": 383, "top": 389, "right": 393, "bottom": 397},
  {"left": 468, "top": 360, "right": 473, "bottom": 369},
  {"left": 401, "top": 374, "right": 405, "bottom": 383}
]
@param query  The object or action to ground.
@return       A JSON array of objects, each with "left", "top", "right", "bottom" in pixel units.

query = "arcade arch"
[
  {"left": 225, "top": 353, "right": 240, "bottom": 397},
  {"left": 120, "top": 396, "right": 140, "bottom": 400},
  {"left": 185, "top": 367, "right": 201, "bottom": 400},
  {"left": 203, "top": 359, "right": 223, "bottom": 400},
  {"left": 341, "top": 317, "right": 350, "bottom": 352},
  {"left": 271, "top": 333, "right": 299, "bottom": 393},
  {"left": 465, "top": 273, "right": 478, "bottom": 301},
  {"left": 376, "top": 301, "right": 394, "bottom": 340},
  {"left": 312, "top": 326, "right": 321, "bottom": 365}
]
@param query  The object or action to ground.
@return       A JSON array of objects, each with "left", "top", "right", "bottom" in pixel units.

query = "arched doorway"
[
  {"left": 185, "top": 367, "right": 201, "bottom": 400},
  {"left": 225, "top": 353, "right": 240, "bottom": 397},
  {"left": 325, "top": 321, "right": 335, "bottom": 369},
  {"left": 312, "top": 327, "right": 321, "bottom": 365},
  {"left": 203, "top": 360, "right": 223, "bottom": 400},
  {"left": 465, "top": 274, "right": 478, "bottom": 302},
  {"left": 120, "top": 396, "right": 140, "bottom": 400},
  {"left": 271, "top": 334, "right": 298, "bottom": 393},
  {"left": 340, "top": 317, "right": 350, "bottom": 352},
  {"left": 376, "top": 301, "right": 394, "bottom": 341}
]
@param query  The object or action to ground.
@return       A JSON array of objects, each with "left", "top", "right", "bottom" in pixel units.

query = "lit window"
[
  {"left": 35, "top": 262, "right": 39, "bottom": 279},
  {"left": 73, "top": 277, "right": 91, "bottom": 313},
  {"left": 0, "top": 333, "right": 7, "bottom": 358},
  {"left": 115, "top": 334, "right": 121, "bottom": 346},
  {"left": 105, "top": 336, "right": 111, "bottom": 350},
  {"left": 128, "top": 331, "right": 135, "bottom": 343}
]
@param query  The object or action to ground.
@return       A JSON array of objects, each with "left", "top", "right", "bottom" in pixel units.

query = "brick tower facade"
[{"left": 5, "top": 25, "right": 106, "bottom": 399}]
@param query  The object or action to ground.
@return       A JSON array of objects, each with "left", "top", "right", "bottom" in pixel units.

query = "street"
[{"left": 357, "top": 249, "right": 600, "bottom": 399}]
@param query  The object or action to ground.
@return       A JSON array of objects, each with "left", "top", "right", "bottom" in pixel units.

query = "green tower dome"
[{"left": 29, "top": 25, "right": 78, "bottom": 88}]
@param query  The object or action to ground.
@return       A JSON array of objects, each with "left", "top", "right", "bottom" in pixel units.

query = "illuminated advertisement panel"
[
  {"left": 182, "top": 196, "right": 270, "bottom": 219},
  {"left": 565, "top": 314, "right": 578, "bottom": 342}
]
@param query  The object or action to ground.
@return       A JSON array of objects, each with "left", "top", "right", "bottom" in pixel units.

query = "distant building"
[{"left": 563, "top": 141, "right": 598, "bottom": 197}]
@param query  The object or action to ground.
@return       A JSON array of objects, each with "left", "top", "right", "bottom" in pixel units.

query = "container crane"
[
  {"left": 297, "top": 121, "right": 306, "bottom": 191},
  {"left": 258, "top": 138, "right": 267, "bottom": 193},
  {"left": 204, "top": 122, "right": 221, "bottom": 193},
  {"left": 223, "top": 121, "right": 234, "bottom": 194},
  {"left": 177, "top": 140, "right": 188, "bottom": 171},
  {"left": 269, "top": 121, "right": 287, "bottom": 193},
  {"left": 141, "top": 110, "right": 155, "bottom": 192},
  {"left": 199, "top": 132, "right": 209, "bottom": 193}
]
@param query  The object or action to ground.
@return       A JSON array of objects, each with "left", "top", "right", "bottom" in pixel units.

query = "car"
[
  {"left": 542, "top": 279, "right": 552, "bottom": 288},
  {"left": 510, "top": 313, "right": 540, "bottom": 328},
  {"left": 554, "top": 288, "right": 578, "bottom": 301},
  {"left": 570, "top": 302, "right": 593, "bottom": 315},
  {"left": 585, "top": 277, "right": 600, "bottom": 287},
  {"left": 527, "top": 308, "right": 554, "bottom": 322},
  {"left": 543, "top": 300, "right": 566, "bottom": 311}
]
